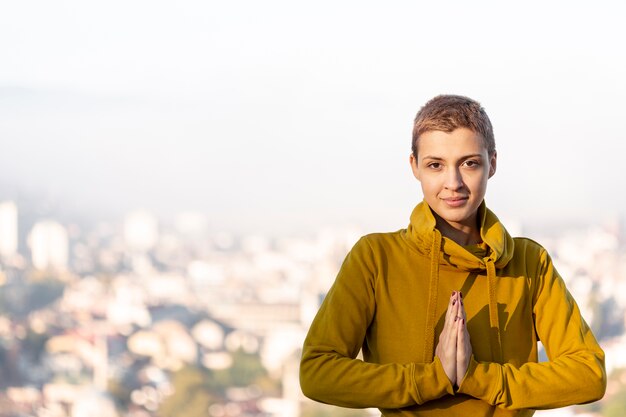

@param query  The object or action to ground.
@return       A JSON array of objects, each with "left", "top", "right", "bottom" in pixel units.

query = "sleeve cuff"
[
  {"left": 456, "top": 355, "right": 499, "bottom": 404},
  {"left": 413, "top": 356, "right": 455, "bottom": 404}
]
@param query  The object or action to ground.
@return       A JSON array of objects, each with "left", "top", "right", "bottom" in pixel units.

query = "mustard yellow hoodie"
[{"left": 300, "top": 201, "right": 606, "bottom": 416}]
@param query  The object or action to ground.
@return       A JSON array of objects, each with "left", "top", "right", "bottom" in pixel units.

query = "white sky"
[{"left": 1, "top": 1, "right": 625, "bottom": 234}]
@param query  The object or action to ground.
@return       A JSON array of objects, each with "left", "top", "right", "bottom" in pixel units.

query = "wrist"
[{"left": 456, "top": 354, "right": 477, "bottom": 393}]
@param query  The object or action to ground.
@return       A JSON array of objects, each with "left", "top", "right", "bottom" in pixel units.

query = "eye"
[
  {"left": 427, "top": 162, "right": 442, "bottom": 170},
  {"left": 463, "top": 159, "right": 481, "bottom": 168}
]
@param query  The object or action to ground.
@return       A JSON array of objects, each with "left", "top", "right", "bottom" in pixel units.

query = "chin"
[{"left": 437, "top": 208, "right": 476, "bottom": 226}]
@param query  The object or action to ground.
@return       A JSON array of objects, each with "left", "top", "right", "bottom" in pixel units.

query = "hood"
[
  {"left": 405, "top": 200, "right": 514, "bottom": 365},
  {"left": 406, "top": 200, "right": 514, "bottom": 271}
]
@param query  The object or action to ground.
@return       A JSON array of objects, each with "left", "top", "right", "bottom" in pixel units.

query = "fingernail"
[{"left": 451, "top": 291, "right": 456, "bottom": 297}]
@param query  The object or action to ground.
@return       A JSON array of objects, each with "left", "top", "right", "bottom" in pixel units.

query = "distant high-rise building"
[
  {"left": 124, "top": 210, "right": 158, "bottom": 252},
  {"left": 0, "top": 201, "right": 18, "bottom": 259},
  {"left": 28, "top": 220, "right": 69, "bottom": 270}
]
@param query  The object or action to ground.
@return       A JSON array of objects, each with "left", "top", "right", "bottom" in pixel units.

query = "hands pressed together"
[{"left": 435, "top": 291, "right": 472, "bottom": 387}]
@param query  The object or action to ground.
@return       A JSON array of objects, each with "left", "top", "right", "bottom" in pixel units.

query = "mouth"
[{"left": 442, "top": 196, "right": 469, "bottom": 207}]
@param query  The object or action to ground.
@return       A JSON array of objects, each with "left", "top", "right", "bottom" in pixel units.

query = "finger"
[
  {"left": 463, "top": 319, "right": 471, "bottom": 349},
  {"left": 457, "top": 318, "right": 465, "bottom": 347},
  {"left": 448, "top": 310, "right": 459, "bottom": 342},
  {"left": 458, "top": 319, "right": 471, "bottom": 354},
  {"left": 443, "top": 304, "right": 459, "bottom": 346},
  {"left": 458, "top": 292, "right": 467, "bottom": 321},
  {"left": 444, "top": 291, "right": 457, "bottom": 331},
  {"left": 445, "top": 291, "right": 456, "bottom": 323},
  {"left": 456, "top": 320, "right": 469, "bottom": 385},
  {"left": 451, "top": 292, "right": 461, "bottom": 324}
]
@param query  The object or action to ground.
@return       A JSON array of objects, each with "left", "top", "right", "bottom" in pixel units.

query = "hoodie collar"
[{"left": 406, "top": 200, "right": 514, "bottom": 271}]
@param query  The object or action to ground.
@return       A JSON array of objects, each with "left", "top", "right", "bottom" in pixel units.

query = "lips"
[{"left": 442, "top": 196, "right": 469, "bottom": 207}]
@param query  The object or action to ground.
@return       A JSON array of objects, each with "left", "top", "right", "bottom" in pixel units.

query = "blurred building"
[
  {"left": 28, "top": 220, "right": 69, "bottom": 270},
  {"left": 174, "top": 211, "right": 208, "bottom": 240},
  {"left": 124, "top": 210, "right": 159, "bottom": 252},
  {"left": 0, "top": 200, "right": 18, "bottom": 259}
]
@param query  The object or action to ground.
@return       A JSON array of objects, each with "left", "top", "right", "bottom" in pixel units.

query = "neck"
[{"left": 434, "top": 215, "right": 482, "bottom": 246}]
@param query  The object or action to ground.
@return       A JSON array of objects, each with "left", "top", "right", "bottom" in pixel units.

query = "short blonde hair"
[{"left": 412, "top": 95, "right": 495, "bottom": 158}]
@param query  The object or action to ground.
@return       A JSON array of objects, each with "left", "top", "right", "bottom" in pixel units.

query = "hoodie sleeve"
[
  {"left": 457, "top": 247, "right": 607, "bottom": 409},
  {"left": 300, "top": 236, "right": 454, "bottom": 408}
]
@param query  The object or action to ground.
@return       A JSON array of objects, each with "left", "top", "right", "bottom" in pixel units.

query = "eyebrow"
[{"left": 421, "top": 153, "right": 484, "bottom": 162}]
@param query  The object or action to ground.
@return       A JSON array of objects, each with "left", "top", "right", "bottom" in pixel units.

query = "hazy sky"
[{"left": 1, "top": 1, "right": 625, "bottom": 234}]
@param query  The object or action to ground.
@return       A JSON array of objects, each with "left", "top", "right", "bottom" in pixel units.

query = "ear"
[
  {"left": 488, "top": 151, "right": 497, "bottom": 178},
  {"left": 410, "top": 153, "right": 421, "bottom": 181}
]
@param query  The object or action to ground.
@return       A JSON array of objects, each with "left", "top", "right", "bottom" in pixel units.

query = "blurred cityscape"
[{"left": 0, "top": 198, "right": 625, "bottom": 417}]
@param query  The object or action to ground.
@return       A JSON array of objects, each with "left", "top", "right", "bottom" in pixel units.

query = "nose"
[{"left": 444, "top": 167, "right": 464, "bottom": 190}]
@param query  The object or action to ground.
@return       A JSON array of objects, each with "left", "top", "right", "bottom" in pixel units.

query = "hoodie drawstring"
[
  {"left": 486, "top": 259, "right": 503, "bottom": 363},
  {"left": 422, "top": 229, "right": 442, "bottom": 363}
]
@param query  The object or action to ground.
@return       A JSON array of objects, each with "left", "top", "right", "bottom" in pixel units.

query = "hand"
[
  {"left": 456, "top": 293, "right": 472, "bottom": 386},
  {"left": 435, "top": 291, "right": 461, "bottom": 384}
]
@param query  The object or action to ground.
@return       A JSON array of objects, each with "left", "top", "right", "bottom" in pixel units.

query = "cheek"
[
  {"left": 419, "top": 178, "right": 441, "bottom": 197},
  {"left": 467, "top": 173, "right": 489, "bottom": 193}
]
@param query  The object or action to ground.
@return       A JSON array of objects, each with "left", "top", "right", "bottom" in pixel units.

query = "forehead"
[{"left": 417, "top": 128, "right": 488, "bottom": 158}]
